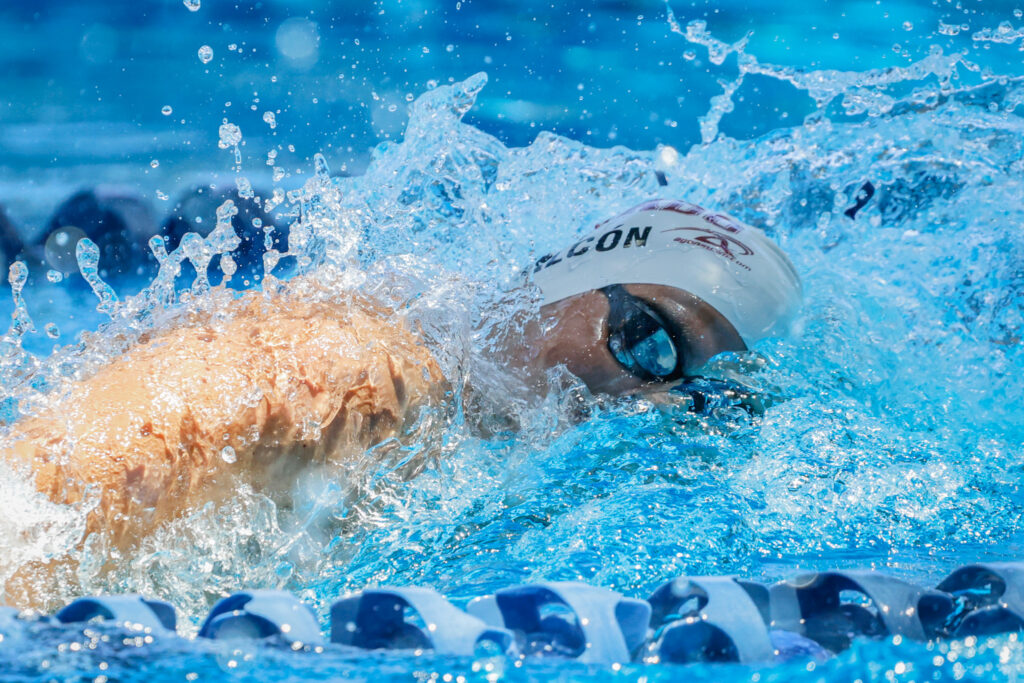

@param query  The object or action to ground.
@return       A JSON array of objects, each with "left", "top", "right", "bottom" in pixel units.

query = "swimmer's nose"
[{"left": 42, "top": 188, "right": 158, "bottom": 279}]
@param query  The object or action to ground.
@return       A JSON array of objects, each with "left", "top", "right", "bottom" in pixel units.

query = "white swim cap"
[{"left": 532, "top": 200, "right": 802, "bottom": 346}]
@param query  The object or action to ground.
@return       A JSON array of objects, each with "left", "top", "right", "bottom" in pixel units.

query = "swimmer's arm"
[{"left": 2, "top": 294, "right": 443, "bottom": 602}]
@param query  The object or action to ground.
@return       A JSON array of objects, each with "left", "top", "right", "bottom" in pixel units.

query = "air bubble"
[{"left": 198, "top": 45, "right": 213, "bottom": 64}]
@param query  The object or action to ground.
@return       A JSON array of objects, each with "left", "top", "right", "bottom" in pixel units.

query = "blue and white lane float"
[{"left": 10, "top": 563, "right": 1024, "bottom": 666}]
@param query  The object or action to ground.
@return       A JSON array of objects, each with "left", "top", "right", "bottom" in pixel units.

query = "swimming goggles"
[{"left": 601, "top": 284, "right": 686, "bottom": 383}]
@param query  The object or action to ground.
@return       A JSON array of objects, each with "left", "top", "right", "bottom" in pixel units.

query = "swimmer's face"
[{"left": 535, "top": 284, "right": 746, "bottom": 396}]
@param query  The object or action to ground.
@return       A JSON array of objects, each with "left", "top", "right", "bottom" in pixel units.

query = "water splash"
[
  {"left": 75, "top": 239, "right": 119, "bottom": 317},
  {"left": 669, "top": 3, "right": 975, "bottom": 142},
  {"left": 5, "top": 261, "right": 35, "bottom": 342},
  {"left": 972, "top": 22, "right": 1024, "bottom": 48}
]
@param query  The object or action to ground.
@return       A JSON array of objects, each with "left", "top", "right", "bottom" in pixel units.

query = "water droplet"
[
  {"left": 235, "top": 176, "right": 254, "bottom": 199},
  {"left": 218, "top": 122, "right": 242, "bottom": 148},
  {"left": 161, "top": 105, "right": 173, "bottom": 116},
  {"left": 220, "top": 253, "right": 237, "bottom": 278},
  {"left": 938, "top": 21, "right": 962, "bottom": 36},
  {"left": 902, "top": 21, "right": 914, "bottom": 31},
  {"left": 183, "top": 0, "right": 200, "bottom": 10},
  {"left": 262, "top": 111, "right": 277, "bottom": 128},
  {"left": 221, "top": 445, "right": 237, "bottom": 463},
  {"left": 198, "top": 45, "right": 213, "bottom": 64},
  {"left": 46, "top": 269, "right": 63, "bottom": 283},
  {"left": 445, "top": 44, "right": 454, "bottom": 52},
  {"left": 150, "top": 159, "right": 159, "bottom": 168},
  {"left": 313, "top": 152, "right": 331, "bottom": 181},
  {"left": 156, "top": 190, "right": 169, "bottom": 201},
  {"left": 45, "top": 323, "right": 59, "bottom": 339}
]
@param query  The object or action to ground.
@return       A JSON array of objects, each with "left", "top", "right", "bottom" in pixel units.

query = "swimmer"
[{"left": 0, "top": 199, "right": 801, "bottom": 608}]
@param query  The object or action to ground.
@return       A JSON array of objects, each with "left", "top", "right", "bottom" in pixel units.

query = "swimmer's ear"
[{"left": 843, "top": 181, "right": 875, "bottom": 219}]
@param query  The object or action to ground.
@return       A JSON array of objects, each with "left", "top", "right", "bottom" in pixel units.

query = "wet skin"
[
  {"left": 532, "top": 283, "right": 747, "bottom": 396},
  {"left": 1, "top": 284, "right": 444, "bottom": 607}
]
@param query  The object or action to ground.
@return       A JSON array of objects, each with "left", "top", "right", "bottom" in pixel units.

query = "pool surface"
[{"left": 2, "top": 0, "right": 1024, "bottom": 680}]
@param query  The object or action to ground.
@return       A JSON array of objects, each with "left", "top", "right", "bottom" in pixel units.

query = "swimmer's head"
[{"left": 529, "top": 200, "right": 802, "bottom": 395}]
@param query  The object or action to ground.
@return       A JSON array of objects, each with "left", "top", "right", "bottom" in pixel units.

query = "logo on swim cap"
[{"left": 664, "top": 227, "right": 754, "bottom": 271}]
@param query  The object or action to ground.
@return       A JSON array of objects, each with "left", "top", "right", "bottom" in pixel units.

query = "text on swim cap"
[{"left": 533, "top": 224, "right": 651, "bottom": 273}]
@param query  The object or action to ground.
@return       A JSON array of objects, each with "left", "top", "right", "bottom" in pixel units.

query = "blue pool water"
[{"left": 3, "top": 0, "right": 1024, "bottom": 680}]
